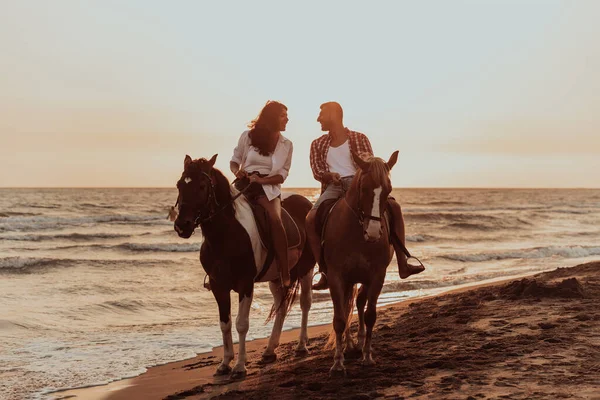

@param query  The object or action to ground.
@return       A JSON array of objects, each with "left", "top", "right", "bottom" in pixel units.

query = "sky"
[{"left": 1, "top": 0, "right": 598, "bottom": 188}]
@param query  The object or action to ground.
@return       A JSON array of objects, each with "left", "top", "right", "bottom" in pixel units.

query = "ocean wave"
[
  {"left": 0, "top": 257, "right": 77, "bottom": 272},
  {"left": 27, "top": 204, "right": 61, "bottom": 209},
  {"left": 8, "top": 241, "right": 200, "bottom": 253},
  {"left": 406, "top": 234, "right": 437, "bottom": 242},
  {"left": 405, "top": 212, "right": 532, "bottom": 225},
  {"left": 0, "top": 256, "right": 182, "bottom": 273},
  {"left": 0, "top": 214, "right": 165, "bottom": 232},
  {"left": 78, "top": 203, "right": 119, "bottom": 209},
  {"left": 0, "top": 211, "right": 42, "bottom": 218},
  {"left": 0, "top": 232, "right": 133, "bottom": 242},
  {"left": 116, "top": 243, "right": 201, "bottom": 252},
  {"left": 440, "top": 245, "right": 600, "bottom": 263},
  {"left": 406, "top": 205, "right": 546, "bottom": 214}
]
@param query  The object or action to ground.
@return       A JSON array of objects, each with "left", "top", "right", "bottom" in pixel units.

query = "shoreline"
[{"left": 50, "top": 270, "right": 556, "bottom": 400}]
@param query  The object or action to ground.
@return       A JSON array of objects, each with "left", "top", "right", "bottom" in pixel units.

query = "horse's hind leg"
[
  {"left": 362, "top": 277, "right": 385, "bottom": 366},
  {"left": 295, "top": 270, "right": 313, "bottom": 357},
  {"left": 231, "top": 288, "right": 253, "bottom": 379},
  {"left": 213, "top": 288, "right": 234, "bottom": 376},
  {"left": 262, "top": 281, "right": 286, "bottom": 363}
]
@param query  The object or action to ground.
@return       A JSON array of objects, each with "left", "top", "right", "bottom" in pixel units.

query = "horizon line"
[{"left": 1, "top": 186, "right": 599, "bottom": 190}]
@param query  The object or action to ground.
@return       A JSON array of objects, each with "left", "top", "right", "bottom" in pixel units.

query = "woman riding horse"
[{"left": 230, "top": 101, "right": 293, "bottom": 288}]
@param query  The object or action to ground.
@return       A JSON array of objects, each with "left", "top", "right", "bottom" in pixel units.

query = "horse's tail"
[
  {"left": 265, "top": 278, "right": 301, "bottom": 323},
  {"left": 325, "top": 284, "right": 358, "bottom": 350}
]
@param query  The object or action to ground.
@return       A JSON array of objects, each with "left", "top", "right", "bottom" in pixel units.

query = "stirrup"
[
  {"left": 203, "top": 274, "right": 211, "bottom": 291},
  {"left": 407, "top": 255, "right": 425, "bottom": 269},
  {"left": 312, "top": 270, "right": 327, "bottom": 281}
]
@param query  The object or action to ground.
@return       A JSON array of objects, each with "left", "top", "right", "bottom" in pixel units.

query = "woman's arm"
[
  {"left": 230, "top": 162, "right": 247, "bottom": 179},
  {"left": 250, "top": 174, "right": 284, "bottom": 185},
  {"left": 230, "top": 131, "right": 249, "bottom": 178}
]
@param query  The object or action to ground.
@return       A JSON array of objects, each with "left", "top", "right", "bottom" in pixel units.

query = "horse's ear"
[
  {"left": 184, "top": 155, "right": 192, "bottom": 168},
  {"left": 208, "top": 154, "right": 218, "bottom": 167},
  {"left": 351, "top": 150, "right": 370, "bottom": 171},
  {"left": 387, "top": 151, "right": 399, "bottom": 170}
]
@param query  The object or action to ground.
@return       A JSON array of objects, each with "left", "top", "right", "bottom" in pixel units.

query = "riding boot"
[
  {"left": 392, "top": 234, "right": 425, "bottom": 279},
  {"left": 312, "top": 270, "right": 328, "bottom": 290},
  {"left": 271, "top": 218, "right": 290, "bottom": 288}
]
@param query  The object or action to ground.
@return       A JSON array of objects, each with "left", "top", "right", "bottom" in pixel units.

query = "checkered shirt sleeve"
[
  {"left": 309, "top": 135, "right": 330, "bottom": 183},
  {"left": 350, "top": 131, "right": 374, "bottom": 160}
]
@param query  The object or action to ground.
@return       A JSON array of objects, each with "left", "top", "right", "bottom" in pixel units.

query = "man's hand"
[
  {"left": 235, "top": 170, "right": 248, "bottom": 179},
  {"left": 323, "top": 172, "right": 341, "bottom": 185}
]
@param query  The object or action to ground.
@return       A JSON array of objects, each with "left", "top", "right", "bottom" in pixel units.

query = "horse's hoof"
[
  {"left": 230, "top": 370, "right": 247, "bottom": 380},
  {"left": 295, "top": 347, "right": 310, "bottom": 357},
  {"left": 329, "top": 366, "right": 346, "bottom": 379},
  {"left": 260, "top": 353, "right": 277, "bottom": 364},
  {"left": 361, "top": 357, "right": 376, "bottom": 366},
  {"left": 344, "top": 347, "right": 362, "bottom": 360},
  {"left": 214, "top": 365, "right": 231, "bottom": 376}
]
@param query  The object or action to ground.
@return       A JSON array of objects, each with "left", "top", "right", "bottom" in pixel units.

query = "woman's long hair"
[{"left": 248, "top": 101, "right": 287, "bottom": 156}]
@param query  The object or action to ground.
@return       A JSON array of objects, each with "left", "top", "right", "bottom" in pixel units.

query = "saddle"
[{"left": 248, "top": 202, "right": 301, "bottom": 250}]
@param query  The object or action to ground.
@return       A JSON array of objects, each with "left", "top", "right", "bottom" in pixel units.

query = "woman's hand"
[
  {"left": 235, "top": 170, "right": 248, "bottom": 179},
  {"left": 248, "top": 174, "right": 264, "bottom": 184}
]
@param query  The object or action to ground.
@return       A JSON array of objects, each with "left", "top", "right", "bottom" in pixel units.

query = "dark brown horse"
[
  {"left": 174, "top": 155, "right": 315, "bottom": 379},
  {"left": 322, "top": 150, "right": 399, "bottom": 377}
]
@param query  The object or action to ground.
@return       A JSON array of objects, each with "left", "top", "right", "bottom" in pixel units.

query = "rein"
[
  {"left": 192, "top": 174, "right": 252, "bottom": 227},
  {"left": 169, "top": 172, "right": 251, "bottom": 227}
]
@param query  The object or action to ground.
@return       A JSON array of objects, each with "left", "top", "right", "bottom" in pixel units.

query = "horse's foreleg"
[
  {"left": 362, "top": 277, "right": 384, "bottom": 366},
  {"left": 295, "top": 270, "right": 313, "bottom": 356},
  {"left": 329, "top": 279, "right": 347, "bottom": 378},
  {"left": 262, "top": 281, "right": 286, "bottom": 363},
  {"left": 214, "top": 289, "right": 233, "bottom": 376},
  {"left": 356, "top": 284, "right": 368, "bottom": 349},
  {"left": 231, "top": 289, "right": 253, "bottom": 379}
]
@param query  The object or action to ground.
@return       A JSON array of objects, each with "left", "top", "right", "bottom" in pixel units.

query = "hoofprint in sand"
[{"left": 54, "top": 261, "right": 600, "bottom": 400}]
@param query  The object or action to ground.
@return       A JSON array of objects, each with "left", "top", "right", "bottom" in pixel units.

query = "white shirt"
[
  {"left": 231, "top": 130, "right": 293, "bottom": 201},
  {"left": 326, "top": 140, "right": 356, "bottom": 178}
]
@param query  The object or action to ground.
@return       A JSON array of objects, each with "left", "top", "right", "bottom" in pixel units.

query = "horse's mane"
[
  {"left": 356, "top": 155, "right": 390, "bottom": 185},
  {"left": 193, "top": 158, "right": 235, "bottom": 217}
]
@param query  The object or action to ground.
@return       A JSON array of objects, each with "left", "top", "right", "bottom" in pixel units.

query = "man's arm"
[{"left": 309, "top": 139, "right": 326, "bottom": 182}]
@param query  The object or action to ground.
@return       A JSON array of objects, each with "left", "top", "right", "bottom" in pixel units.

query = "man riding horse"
[{"left": 306, "top": 102, "right": 425, "bottom": 290}]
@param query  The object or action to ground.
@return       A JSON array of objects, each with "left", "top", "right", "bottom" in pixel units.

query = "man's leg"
[
  {"left": 388, "top": 198, "right": 425, "bottom": 279},
  {"left": 305, "top": 208, "right": 327, "bottom": 290},
  {"left": 306, "top": 183, "right": 343, "bottom": 291}
]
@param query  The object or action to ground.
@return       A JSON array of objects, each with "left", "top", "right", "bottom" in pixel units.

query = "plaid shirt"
[{"left": 309, "top": 128, "right": 374, "bottom": 192}]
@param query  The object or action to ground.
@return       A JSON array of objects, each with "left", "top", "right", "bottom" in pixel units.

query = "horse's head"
[
  {"left": 174, "top": 154, "right": 218, "bottom": 238},
  {"left": 351, "top": 150, "right": 399, "bottom": 242}
]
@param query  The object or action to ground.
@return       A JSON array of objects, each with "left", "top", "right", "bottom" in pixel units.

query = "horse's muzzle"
[
  {"left": 174, "top": 220, "right": 194, "bottom": 239},
  {"left": 364, "top": 220, "right": 382, "bottom": 242}
]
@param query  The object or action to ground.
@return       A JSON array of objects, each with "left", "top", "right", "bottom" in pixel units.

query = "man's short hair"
[{"left": 320, "top": 101, "right": 343, "bottom": 120}]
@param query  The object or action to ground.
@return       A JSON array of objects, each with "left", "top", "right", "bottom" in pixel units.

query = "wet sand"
[{"left": 55, "top": 261, "right": 600, "bottom": 400}]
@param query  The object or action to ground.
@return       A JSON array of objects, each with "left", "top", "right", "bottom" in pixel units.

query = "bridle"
[
  {"left": 344, "top": 171, "right": 385, "bottom": 226},
  {"left": 174, "top": 170, "right": 250, "bottom": 228}
]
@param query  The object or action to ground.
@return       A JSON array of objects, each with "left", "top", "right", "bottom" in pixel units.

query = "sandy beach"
[{"left": 53, "top": 261, "right": 600, "bottom": 400}]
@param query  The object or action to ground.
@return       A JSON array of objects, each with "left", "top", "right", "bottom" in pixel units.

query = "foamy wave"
[
  {"left": 0, "top": 232, "right": 133, "bottom": 241},
  {"left": 406, "top": 234, "right": 429, "bottom": 242},
  {"left": 0, "top": 257, "right": 75, "bottom": 271},
  {"left": 117, "top": 243, "right": 201, "bottom": 252},
  {"left": 0, "top": 256, "right": 182, "bottom": 273},
  {"left": 441, "top": 245, "right": 600, "bottom": 263},
  {"left": 0, "top": 214, "right": 165, "bottom": 232}
]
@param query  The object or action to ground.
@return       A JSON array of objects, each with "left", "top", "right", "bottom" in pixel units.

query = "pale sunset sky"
[{"left": 1, "top": 0, "right": 598, "bottom": 188}]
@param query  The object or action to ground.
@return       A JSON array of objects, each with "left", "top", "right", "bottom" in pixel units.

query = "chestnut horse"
[
  {"left": 174, "top": 155, "right": 315, "bottom": 379},
  {"left": 323, "top": 151, "right": 399, "bottom": 377}
]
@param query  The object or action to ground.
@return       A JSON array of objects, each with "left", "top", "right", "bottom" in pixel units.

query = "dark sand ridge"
[{"left": 55, "top": 261, "right": 600, "bottom": 400}]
